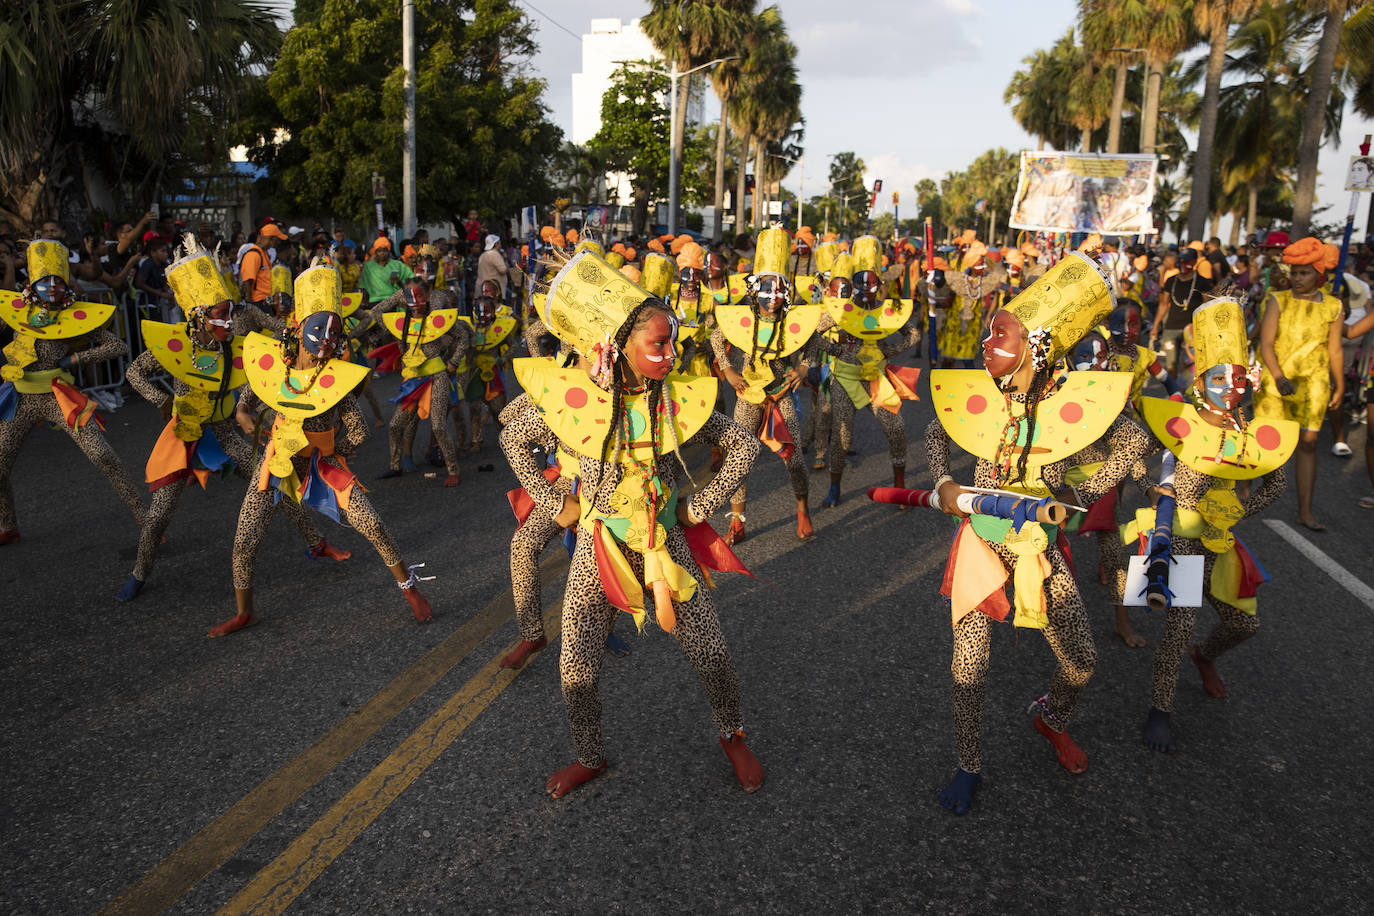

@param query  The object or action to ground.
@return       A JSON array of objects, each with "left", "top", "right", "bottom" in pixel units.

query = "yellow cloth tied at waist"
[
  {"left": 170, "top": 389, "right": 235, "bottom": 442},
  {"left": 958, "top": 479, "right": 1057, "bottom": 630},
  {"left": 583, "top": 477, "right": 696, "bottom": 634},
  {"left": 1120, "top": 506, "right": 1256, "bottom": 614},
  {"left": 8, "top": 366, "right": 75, "bottom": 393},
  {"left": 256, "top": 417, "right": 354, "bottom": 511},
  {"left": 401, "top": 353, "right": 446, "bottom": 380},
  {"left": 2, "top": 334, "right": 40, "bottom": 380}
]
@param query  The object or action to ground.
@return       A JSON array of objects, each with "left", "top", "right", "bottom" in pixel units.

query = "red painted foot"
[
  {"left": 1190, "top": 645, "right": 1227, "bottom": 698},
  {"left": 207, "top": 612, "right": 257, "bottom": 638},
  {"left": 1033, "top": 715, "right": 1087, "bottom": 774},
  {"left": 499, "top": 637, "right": 547, "bottom": 669},
  {"left": 796, "top": 509, "right": 814, "bottom": 540},
  {"left": 308, "top": 539, "right": 353, "bottom": 562},
  {"left": 719, "top": 731, "right": 763, "bottom": 792},
  {"left": 0, "top": 529, "right": 19, "bottom": 546},
  {"left": 546, "top": 760, "right": 607, "bottom": 798},
  {"left": 404, "top": 588, "right": 433, "bottom": 623},
  {"left": 724, "top": 518, "right": 746, "bottom": 546},
  {"left": 442, "top": 474, "right": 461, "bottom": 488}
]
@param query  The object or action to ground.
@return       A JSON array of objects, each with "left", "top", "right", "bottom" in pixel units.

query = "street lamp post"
[
  {"left": 768, "top": 151, "right": 804, "bottom": 228},
  {"left": 401, "top": 0, "right": 417, "bottom": 239},
  {"left": 666, "top": 56, "right": 740, "bottom": 235}
]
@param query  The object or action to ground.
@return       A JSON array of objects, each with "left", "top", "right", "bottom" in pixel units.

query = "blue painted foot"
[
  {"left": 1143, "top": 706, "right": 1177, "bottom": 754},
  {"left": 937, "top": 768, "right": 981, "bottom": 815},
  {"left": 605, "top": 632, "right": 631, "bottom": 658},
  {"left": 821, "top": 482, "right": 840, "bottom": 508},
  {"left": 401, "top": 455, "right": 417, "bottom": 472},
  {"left": 116, "top": 575, "right": 144, "bottom": 602}
]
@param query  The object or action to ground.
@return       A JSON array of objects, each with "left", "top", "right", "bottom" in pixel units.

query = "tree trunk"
[
  {"left": 1291, "top": 0, "right": 1345, "bottom": 237},
  {"left": 735, "top": 134, "right": 749, "bottom": 239},
  {"left": 1248, "top": 182, "right": 1260, "bottom": 240},
  {"left": 632, "top": 185, "right": 649, "bottom": 236},
  {"left": 753, "top": 140, "right": 765, "bottom": 230},
  {"left": 1107, "top": 60, "right": 1129, "bottom": 154},
  {"left": 713, "top": 97, "right": 729, "bottom": 242},
  {"left": 672, "top": 74, "right": 692, "bottom": 218},
  {"left": 1187, "top": 22, "right": 1230, "bottom": 242},
  {"left": 1228, "top": 210, "right": 1243, "bottom": 247},
  {"left": 1209, "top": 210, "right": 1221, "bottom": 240},
  {"left": 1080, "top": 126, "right": 1093, "bottom": 153},
  {"left": 1141, "top": 56, "right": 1163, "bottom": 155}
]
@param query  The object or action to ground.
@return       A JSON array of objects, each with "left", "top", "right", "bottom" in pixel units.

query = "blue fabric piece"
[
  {"left": 0, "top": 381, "right": 16, "bottom": 421},
  {"left": 193, "top": 425, "right": 235, "bottom": 476},
  {"left": 390, "top": 376, "right": 427, "bottom": 405},
  {"left": 561, "top": 527, "right": 577, "bottom": 558},
  {"left": 822, "top": 482, "right": 840, "bottom": 507},
  {"left": 1232, "top": 532, "right": 1272, "bottom": 584},
  {"left": 299, "top": 452, "right": 343, "bottom": 524}
]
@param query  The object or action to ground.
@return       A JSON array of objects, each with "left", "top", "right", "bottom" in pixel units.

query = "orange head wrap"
[
  {"left": 1282, "top": 236, "right": 1326, "bottom": 267},
  {"left": 566, "top": 228, "right": 580, "bottom": 245},
  {"left": 550, "top": 231, "right": 566, "bottom": 249},
  {"left": 647, "top": 239, "right": 665, "bottom": 254},
  {"left": 931, "top": 256, "right": 951, "bottom": 271},
  {"left": 1186, "top": 239, "right": 1205, "bottom": 253},
  {"left": 838, "top": 240, "right": 851, "bottom": 252},
  {"left": 1020, "top": 242, "right": 1040, "bottom": 258},
  {"left": 371, "top": 236, "right": 392, "bottom": 252},
  {"left": 956, "top": 229, "right": 977, "bottom": 246},
  {"left": 1322, "top": 242, "right": 1340, "bottom": 272},
  {"left": 676, "top": 241, "right": 704, "bottom": 270},
  {"left": 963, "top": 242, "right": 987, "bottom": 268},
  {"left": 670, "top": 234, "right": 692, "bottom": 255},
  {"left": 1005, "top": 250, "right": 1025, "bottom": 269},
  {"left": 611, "top": 241, "right": 626, "bottom": 255},
  {"left": 620, "top": 265, "right": 641, "bottom": 283},
  {"left": 793, "top": 226, "right": 815, "bottom": 250},
  {"left": 539, "top": 226, "right": 555, "bottom": 243},
  {"left": 623, "top": 246, "right": 637, "bottom": 261},
  {"left": 823, "top": 231, "right": 839, "bottom": 243}
]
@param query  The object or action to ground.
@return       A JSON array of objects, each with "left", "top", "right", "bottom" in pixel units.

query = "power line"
[{"left": 516, "top": 0, "right": 582, "bottom": 42}]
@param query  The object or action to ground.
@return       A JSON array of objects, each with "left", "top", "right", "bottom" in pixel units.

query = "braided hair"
[
  {"left": 996, "top": 362, "right": 1053, "bottom": 487},
  {"left": 187, "top": 310, "right": 236, "bottom": 407}
]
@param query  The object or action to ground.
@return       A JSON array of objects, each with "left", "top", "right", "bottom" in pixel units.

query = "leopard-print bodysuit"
[{"left": 813, "top": 314, "right": 921, "bottom": 472}]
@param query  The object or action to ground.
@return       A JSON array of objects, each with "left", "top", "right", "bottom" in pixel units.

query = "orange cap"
[
  {"left": 670, "top": 234, "right": 693, "bottom": 255},
  {"left": 1282, "top": 236, "right": 1326, "bottom": 267},
  {"left": 676, "top": 242, "right": 704, "bottom": 270},
  {"left": 566, "top": 228, "right": 580, "bottom": 245},
  {"left": 647, "top": 239, "right": 665, "bottom": 254},
  {"left": 931, "top": 256, "right": 951, "bottom": 271}
]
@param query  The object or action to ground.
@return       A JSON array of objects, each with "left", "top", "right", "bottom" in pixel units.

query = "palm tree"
[
  {"left": 1004, "top": 38, "right": 1082, "bottom": 150},
  {"left": 706, "top": 2, "right": 757, "bottom": 240},
  {"left": 1067, "top": 35, "right": 1114, "bottom": 151},
  {"left": 1186, "top": 0, "right": 1259, "bottom": 241},
  {"left": 1291, "top": 0, "right": 1357, "bottom": 237},
  {"left": 1137, "top": 0, "right": 1195, "bottom": 156},
  {"left": 1078, "top": 0, "right": 1152, "bottom": 154},
  {"left": 729, "top": 5, "right": 800, "bottom": 231}
]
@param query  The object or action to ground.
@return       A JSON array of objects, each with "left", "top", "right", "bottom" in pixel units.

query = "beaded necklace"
[
  {"left": 619, "top": 384, "right": 666, "bottom": 550},
  {"left": 991, "top": 391, "right": 1025, "bottom": 484}
]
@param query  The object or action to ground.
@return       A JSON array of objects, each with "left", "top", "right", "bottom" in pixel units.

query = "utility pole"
[
  {"left": 668, "top": 59, "right": 680, "bottom": 235},
  {"left": 401, "top": 0, "right": 417, "bottom": 239}
]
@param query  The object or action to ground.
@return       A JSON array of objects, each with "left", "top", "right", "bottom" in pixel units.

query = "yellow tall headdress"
[
  {"left": 640, "top": 252, "right": 675, "bottom": 299},
  {"left": 270, "top": 264, "right": 293, "bottom": 297},
  {"left": 292, "top": 265, "right": 342, "bottom": 327},
  {"left": 574, "top": 239, "right": 606, "bottom": 258},
  {"left": 829, "top": 252, "right": 854, "bottom": 282},
  {"left": 1191, "top": 297, "right": 1247, "bottom": 370},
  {"left": 543, "top": 250, "right": 653, "bottom": 355},
  {"left": 814, "top": 241, "right": 839, "bottom": 277},
  {"left": 604, "top": 251, "right": 626, "bottom": 269},
  {"left": 1003, "top": 251, "right": 1115, "bottom": 370},
  {"left": 752, "top": 228, "right": 790, "bottom": 277},
  {"left": 850, "top": 236, "right": 881, "bottom": 274},
  {"left": 26, "top": 240, "right": 70, "bottom": 284},
  {"left": 167, "top": 248, "right": 234, "bottom": 313}
]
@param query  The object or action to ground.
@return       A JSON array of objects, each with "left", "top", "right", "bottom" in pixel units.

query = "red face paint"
[
  {"left": 982, "top": 310, "right": 1026, "bottom": 378},
  {"left": 627, "top": 310, "right": 676, "bottom": 381}
]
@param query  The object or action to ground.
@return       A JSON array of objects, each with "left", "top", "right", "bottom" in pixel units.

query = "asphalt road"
[{"left": 2, "top": 357, "right": 1371, "bottom": 915}]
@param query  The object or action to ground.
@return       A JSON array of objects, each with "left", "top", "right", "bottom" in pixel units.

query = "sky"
[{"left": 515, "top": 0, "right": 1374, "bottom": 239}]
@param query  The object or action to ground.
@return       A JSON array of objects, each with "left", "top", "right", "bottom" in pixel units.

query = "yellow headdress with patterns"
[
  {"left": 1190, "top": 296, "right": 1247, "bottom": 371},
  {"left": 1003, "top": 251, "right": 1115, "bottom": 371},
  {"left": 575, "top": 238, "right": 606, "bottom": 258},
  {"left": 829, "top": 252, "right": 854, "bottom": 282},
  {"left": 26, "top": 240, "right": 70, "bottom": 284},
  {"left": 814, "top": 241, "right": 839, "bottom": 277},
  {"left": 270, "top": 264, "right": 293, "bottom": 297},
  {"left": 543, "top": 250, "right": 654, "bottom": 356},
  {"left": 850, "top": 236, "right": 881, "bottom": 274},
  {"left": 752, "top": 228, "right": 790, "bottom": 278},
  {"left": 167, "top": 242, "right": 234, "bottom": 314},
  {"left": 292, "top": 265, "right": 343, "bottom": 327},
  {"left": 604, "top": 251, "right": 626, "bottom": 269},
  {"left": 640, "top": 252, "right": 674, "bottom": 299}
]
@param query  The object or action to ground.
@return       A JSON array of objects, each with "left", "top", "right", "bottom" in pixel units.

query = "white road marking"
[{"left": 1262, "top": 520, "right": 1374, "bottom": 610}]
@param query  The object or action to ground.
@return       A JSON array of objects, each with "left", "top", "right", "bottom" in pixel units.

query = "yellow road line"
[
  {"left": 100, "top": 555, "right": 568, "bottom": 916},
  {"left": 217, "top": 601, "right": 564, "bottom": 916}
]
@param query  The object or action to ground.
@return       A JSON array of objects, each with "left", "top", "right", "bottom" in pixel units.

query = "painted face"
[
  {"left": 754, "top": 275, "right": 789, "bottom": 315},
  {"left": 627, "top": 309, "right": 677, "bottom": 381},
  {"left": 31, "top": 276, "right": 68, "bottom": 305},
  {"left": 1071, "top": 333, "right": 1110, "bottom": 371},
  {"left": 982, "top": 310, "right": 1027, "bottom": 379},
  {"left": 415, "top": 258, "right": 437, "bottom": 282},
  {"left": 1199, "top": 363, "right": 1248, "bottom": 411},
  {"left": 269, "top": 292, "right": 294, "bottom": 317},
  {"left": 1289, "top": 263, "right": 1323, "bottom": 295},
  {"left": 929, "top": 269, "right": 946, "bottom": 289},
  {"left": 852, "top": 270, "right": 881, "bottom": 307},
  {"left": 206, "top": 300, "right": 235, "bottom": 341},
  {"left": 678, "top": 266, "right": 702, "bottom": 300},
  {"left": 1107, "top": 305, "right": 1142, "bottom": 345},
  {"left": 705, "top": 251, "right": 726, "bottom": 281},
  {"left": 300, "top": 312, "right": 341, "bottom": 358},
  {"left": 480, "top": 280, "right": 501, "bottom": 300},
  {"left": 826, "top": 276, "right": 853, "bottom": 300},
  {"left": 403, "top": 282, "right": 429, "bottom": 316}
]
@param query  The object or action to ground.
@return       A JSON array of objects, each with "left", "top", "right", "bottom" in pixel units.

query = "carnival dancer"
[
  {"left": 462, "top": 280, "right": 517, "bottom": 452},
  {"left": 1126, "top": 296, "right": 1295, "bottom": 752},
  {"left": 812, "top": 236, "right": 921, "bottom": 507},
  {"left": 363, "top": 277, "right": 468, "bottom": 485},
  {"left": 939, "top": 241, "right": 1004, "bottom": 368},
  {"left": 709, "top": 227, "right": 822, "bottom": 543},
  {"left": 0, "top": 240, "right": 146, "bottom": 544},
  {"left": 918, "top": 256, "right": 953, "bottom": 367},
  {"left": 802, "top": 241, "right": 842, "bottom": 468},
  {"left": 1254, "top": 237, "right": 1344, "bottom": 531},
  {"left": 925, "top": 251, "right": 1146, "bottom": 814},
  {"left": 210, "top": 265, "right": 433, "bottom": 637},
  {"left": 501, "top": 248, "right": 763, "bottom": 796},
  {"left": 119, "top": 241, "right": 350, "bottom": 600}
]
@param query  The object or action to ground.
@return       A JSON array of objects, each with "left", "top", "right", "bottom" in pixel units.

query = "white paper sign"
[{"left": 1123, "top": 555, "right": 1204, "bottom": 608}]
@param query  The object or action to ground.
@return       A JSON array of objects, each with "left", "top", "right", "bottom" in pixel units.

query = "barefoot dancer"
[
  {"left": 709, "top": 227, "right": 821, "bottom": 544},
  {"left": 120, "top": 241, "right": 349, "bottom": 601},
  {"left": 1127, "top": 296, "right": 1294, "bottom": 753},
  {"left": 925, "top": 252, "right": 1146, "bottom": 815},
  {"left": 0, "top": 240, "right": 146, "bottom": 544},
  {"left": 502, "top": 249, "right": 762, "bottom": 797},
  {"left": 210, "top": 266, "right": 434, "bottom": 637}
]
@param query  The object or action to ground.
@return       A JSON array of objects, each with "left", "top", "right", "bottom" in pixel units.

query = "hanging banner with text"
[{"left": 1008, "top": 152, "right": 1158, "bottom": 235}]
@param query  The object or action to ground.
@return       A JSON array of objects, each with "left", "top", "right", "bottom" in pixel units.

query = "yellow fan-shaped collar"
[
  {"left": 381, "top": 308, "right": 460, "bottom": 345},
  {"left": 1140, "top": 396, "right": 1298, "bottom": 480},
  {"left": 1, "top": 290, "right": 114, "bottom": 340},
  {"left": 341, "top": 292, "right": 363, "bottom": 318},
  {"left": 837, "top": 298, "right": 913, "bottom": 340},
  {"left": 929, "top": 368, "right": 1130, "bottom": 465},
  {"left": 513, "top": 356, "right": 716, "bottom": 460},
  {"left": 476, "top": 315, "right": 517, "bottom": 351},
  {"left": 242, "top": 332, "right": 369, "bottom": 416},
  {"left": 715, "top": 303, "right": 821, "bottom": 359},
  {"left": 141, "top": 319, "right": 248, "bottom": 392}
]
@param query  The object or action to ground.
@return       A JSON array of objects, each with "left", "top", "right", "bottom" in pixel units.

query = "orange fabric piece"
[
  {"left": 940, "top": 520, "right": 1011, "bottom": 627},
  {"left": 51, "top": 379, "right": 103, "bottom": 431}
]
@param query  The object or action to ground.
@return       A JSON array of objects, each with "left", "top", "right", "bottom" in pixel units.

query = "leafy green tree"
[
  {"left": 238, "top": 0, "right": 560, "bottom": 226},
  {"left": 825, "top": 151, "right": 867, "bottom": 236},
  {"left": 1, "top": 0, "right": 280, "bottom": 230}
]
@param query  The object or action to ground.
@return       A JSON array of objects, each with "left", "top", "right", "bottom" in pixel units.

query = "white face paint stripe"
[
  {"left": 992, "top": 347, "right": 1018, "bottom": 359},
  {"left": 643, "top": 353, "right": 667, "bottom": 363}
]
